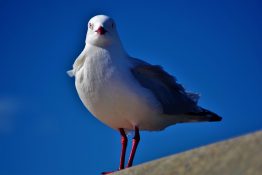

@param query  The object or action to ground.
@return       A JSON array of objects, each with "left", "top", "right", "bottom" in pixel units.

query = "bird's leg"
[
  {"left": 119, "top": 128, "right": 128, "bottom": 170},
  {"left": 127, "top": 126, "right": 140, "bottom": 168},
  {"left": 101, "top": 128, "right": 128, "bottom": 175}
]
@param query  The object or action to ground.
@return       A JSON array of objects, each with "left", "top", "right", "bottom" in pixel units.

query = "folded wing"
[{"left": 130, "top": 57, "right": 200, "bottom": 115}]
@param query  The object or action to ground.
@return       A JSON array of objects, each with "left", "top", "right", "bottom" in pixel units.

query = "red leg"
[
  {"left": 127, "top": 126, "right": 140, "bottom": 168},
  {"left": 101, "top": 128, "right": 128, "bottom": 174},
  {"left": 119, "top": 128, "right": 127, "bottom": 170}
]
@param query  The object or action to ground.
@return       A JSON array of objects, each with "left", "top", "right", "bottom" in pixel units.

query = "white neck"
[{"left": 85, "top": 41, "right": 127, "bottom": 58}]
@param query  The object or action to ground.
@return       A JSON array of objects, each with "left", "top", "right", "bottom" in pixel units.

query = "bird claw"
[
  {"left": 102, "top": 168, "right": 124, "bottom": 174},
  {"left": 101, "top": 171, "right": 116, "bottom": 174}
]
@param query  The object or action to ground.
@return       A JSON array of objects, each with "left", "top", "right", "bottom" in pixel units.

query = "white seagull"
[{"left": 67, "top": 15, "right": 222, "bottom": 174}]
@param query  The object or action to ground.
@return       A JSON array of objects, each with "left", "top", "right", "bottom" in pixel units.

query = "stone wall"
[{"left": 114, "top": 130, "right": 262, "bottom": 175}]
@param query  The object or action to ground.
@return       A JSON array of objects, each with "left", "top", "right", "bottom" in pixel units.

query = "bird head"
[{"left": 85, "top": 15, "right": 121, "bottom": 47}]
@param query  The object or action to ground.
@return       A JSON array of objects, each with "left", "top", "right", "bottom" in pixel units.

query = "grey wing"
[{"left": 130, "top": 57, "right": 200, "bottom": 115}]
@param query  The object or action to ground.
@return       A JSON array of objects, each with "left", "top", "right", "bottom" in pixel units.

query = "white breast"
[{"left": 74, "top": 47, "right": 164, "bottom": 131}]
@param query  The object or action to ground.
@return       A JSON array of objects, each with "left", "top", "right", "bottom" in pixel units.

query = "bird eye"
[{"left": 88, "top": 23, "right": 94, "bottom": 30}]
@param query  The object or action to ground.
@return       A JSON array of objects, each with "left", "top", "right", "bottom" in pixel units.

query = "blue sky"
[{"left": 0, "top": 0, "right": 261, "bottom": 174}]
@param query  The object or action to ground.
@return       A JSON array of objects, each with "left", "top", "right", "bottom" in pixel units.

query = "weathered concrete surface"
[{"left": 114, "top": 130, "right": 262, "bottom": 175}]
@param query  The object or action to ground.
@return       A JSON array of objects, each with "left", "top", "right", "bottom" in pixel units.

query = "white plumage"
[{"left": 68, "top": 15, "right": 221, "bottom": 132}]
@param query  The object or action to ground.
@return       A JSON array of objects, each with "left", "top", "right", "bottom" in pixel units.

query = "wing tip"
[
  {"left": 199, "top": 107, "right": 222, "bottom": 122},
  {"left": 185, "top": 108, "right": 222, "bottom": 123},
  {"left": 208, "top": 114, "right": 222, "bottom": 122}
]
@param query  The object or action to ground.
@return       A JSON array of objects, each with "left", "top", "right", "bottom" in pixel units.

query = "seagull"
[{"left": 67, "top": 15, "right": 222, "bottom": 174}]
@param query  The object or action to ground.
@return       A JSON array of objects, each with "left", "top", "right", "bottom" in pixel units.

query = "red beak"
[{"left": 96, "top": 26, "right": 107, "bottom": 35}]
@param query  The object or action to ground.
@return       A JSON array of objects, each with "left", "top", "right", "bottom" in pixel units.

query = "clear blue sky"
[{"left": 0, "top": 0, "right": 261, "bottom": 174}]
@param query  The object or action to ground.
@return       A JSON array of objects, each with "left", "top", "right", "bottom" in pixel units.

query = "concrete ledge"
[{"left": 113, "top": 130, "right": 262, "bottom": 175}]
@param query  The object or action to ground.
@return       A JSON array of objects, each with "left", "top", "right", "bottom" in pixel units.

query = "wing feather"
[{"left": 130, "top": 58, "right": 200, "bottom": 115}]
